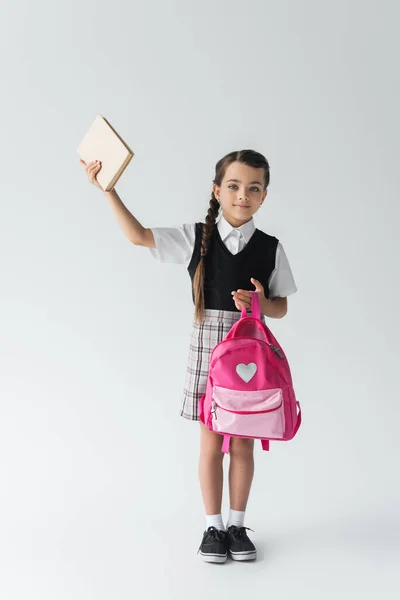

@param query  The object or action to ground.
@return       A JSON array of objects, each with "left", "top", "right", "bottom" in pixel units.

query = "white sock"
[
  {"left": 226, "top": 509, "right": 246, "bottom": 529},
  {"left": 206, "top": 513, "right": 225, "bottom": 531}
]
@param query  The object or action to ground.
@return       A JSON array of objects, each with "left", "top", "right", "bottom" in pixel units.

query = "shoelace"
[
  {"left": 227, "top": 525, "right": 255, "bottom": 542},
  {"left": 197, "top": 526, "right": 227, "bottom": 554}
]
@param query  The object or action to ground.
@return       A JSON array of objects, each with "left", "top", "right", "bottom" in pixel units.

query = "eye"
[{"left": 228, "top": 185, "right": 260, "bottom": 192}]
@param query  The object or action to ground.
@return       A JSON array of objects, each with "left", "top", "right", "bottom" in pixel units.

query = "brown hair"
[{"left": 192, "top": 149, "right": 271, "bottom": 324}]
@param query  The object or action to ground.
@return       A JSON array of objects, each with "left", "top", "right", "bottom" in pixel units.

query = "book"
[{"left": 77, "top": 115, "right": 134, "bottom": 191}]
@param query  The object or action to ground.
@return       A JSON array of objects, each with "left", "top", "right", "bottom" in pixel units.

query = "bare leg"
[
  {"left": 228, "top": 437, "right": 255, "bottom": 511},
  {"left": 198, "top": 421, "right": 226, "bottom": 514}
]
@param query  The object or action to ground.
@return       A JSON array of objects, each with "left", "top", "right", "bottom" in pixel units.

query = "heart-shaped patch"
[{"left": 236, "top": 362, "right": 257, "bottom": 383}]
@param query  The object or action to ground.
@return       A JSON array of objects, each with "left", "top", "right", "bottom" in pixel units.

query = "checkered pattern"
[{"left": 180, "top": 308, "right": 267, "bottom": 421}]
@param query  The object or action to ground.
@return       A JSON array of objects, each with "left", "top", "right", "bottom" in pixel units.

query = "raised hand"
[{"left": 80, "top": 159, "right": 103, "bottom": 190}]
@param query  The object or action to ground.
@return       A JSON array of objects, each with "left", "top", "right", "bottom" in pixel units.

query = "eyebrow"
[{"left": 226, "top": 178, "right": 263, "bottom": 186}]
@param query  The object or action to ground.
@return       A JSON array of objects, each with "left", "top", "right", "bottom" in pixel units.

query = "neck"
[{"left": 221, "top": 211, "right": 253, "bottom": 228}]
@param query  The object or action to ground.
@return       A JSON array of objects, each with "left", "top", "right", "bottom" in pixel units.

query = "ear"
[{"left": 212, "top": 183, "right": 220, "bottom": 200}]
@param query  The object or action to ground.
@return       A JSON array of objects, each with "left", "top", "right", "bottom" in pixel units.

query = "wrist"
[
  {"left": 259, "top": 295, "right": 268, "bottom": 316},
  {"left": 260, "top": 296, "right": 284, "bottom": 319}
]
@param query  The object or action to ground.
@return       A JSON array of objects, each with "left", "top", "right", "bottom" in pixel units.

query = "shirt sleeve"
[
  {"left": 268, "top": 242, "right": 298, "bottom": 298},
  {"left": 148, "top": 224, "right": 196, "bottom": 265}
]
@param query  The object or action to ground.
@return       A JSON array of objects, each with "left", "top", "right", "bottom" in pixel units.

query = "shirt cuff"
[{"left": 270, "top": 285, "right": 298, "bottom": 298}]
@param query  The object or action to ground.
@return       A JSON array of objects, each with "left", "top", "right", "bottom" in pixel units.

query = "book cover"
[{"left": 77, "top": 115, "right": 134, "bottom": 191}]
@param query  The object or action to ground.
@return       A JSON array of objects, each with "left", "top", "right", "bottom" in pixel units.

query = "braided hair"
[
  {"left": 192, "top": 149, "right": 270, "bottom": 323},
  {"left": 192, "top": 194, "right": 220, "bottom": 324}
]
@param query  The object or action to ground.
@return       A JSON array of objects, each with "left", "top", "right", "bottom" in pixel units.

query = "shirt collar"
[{"left": 217, "top": 213, "right": 255, "bottom": 244}]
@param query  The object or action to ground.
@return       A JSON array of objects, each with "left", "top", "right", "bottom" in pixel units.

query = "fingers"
[
  {"left": 234, "top": 289, "right": 252, "bottom": 299},
  {"left": 80, "top": 159, "right": 102, "bottom": 186},
  {"left": 234, "top": 299, "right": 250, "bottom": 310},
  {"left": 89, "top": 164, "right": 100, "bottom": 183},
  {"left": 90, "top": 164, "right": 101, "bottom": 177},
  {"left": 80, "top": 159, "right": 101, "bottom": 173},
  {"left": 232, "top": 292, "right": 251, "bottom": 310},
  {"left": 88, "top": 160, "right": 101, "bottom": 173},
  {"left": 232, "top": 291, "right": 252, "bottom": 304}
]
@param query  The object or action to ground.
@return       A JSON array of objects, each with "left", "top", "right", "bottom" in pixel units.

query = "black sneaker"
[
  {"left": 197, "top": 526, "right": 228, "bottom": 563},
  {"left": 226, "top": 525, "right": 257, "bottom": 561}
]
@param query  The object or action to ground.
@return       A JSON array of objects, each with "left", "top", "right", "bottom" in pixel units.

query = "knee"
[
  {"left": 201, "top": 447, "right": 225, "bottom": 463},
  {"left": 230, "top": 437, "right": 254, "bottom": 459},
  {"left": 199, "top": 425, "right": 225, "bottom": 461},
  {"left": 200, "top": 444, "right": 225, "bottom": 465}
]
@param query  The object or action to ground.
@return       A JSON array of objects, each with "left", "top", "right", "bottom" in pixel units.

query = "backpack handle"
[{"left": 240, "top": 290, "right": 261, "bottom": 320}]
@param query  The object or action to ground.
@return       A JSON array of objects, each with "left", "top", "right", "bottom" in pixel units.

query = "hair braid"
[{"left": 192, "top": 194, "right": 220, "bottom": 324}]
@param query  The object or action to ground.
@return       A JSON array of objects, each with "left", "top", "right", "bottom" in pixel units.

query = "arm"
[
  {"left": 260, "top": 296, "right": 287, "bottom": 319},
  {"left": 103, "top": 189, "right": 155, "bottom": 247},
  {"left": 261, "top": 242, "right": 296, "bottom": 318}
]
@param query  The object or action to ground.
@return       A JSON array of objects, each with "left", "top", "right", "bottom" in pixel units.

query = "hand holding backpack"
[{"left": 198, "top": 291, "right": 302, "bottom": 454}]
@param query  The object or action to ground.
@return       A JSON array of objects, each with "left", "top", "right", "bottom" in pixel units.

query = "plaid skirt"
[{"left": 180, "top": 308, "right": 266, "bottom": 421}]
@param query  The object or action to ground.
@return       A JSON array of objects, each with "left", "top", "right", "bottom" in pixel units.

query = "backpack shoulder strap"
[{"left": 293, "top": 402, "right": 302, "bottom": 435}]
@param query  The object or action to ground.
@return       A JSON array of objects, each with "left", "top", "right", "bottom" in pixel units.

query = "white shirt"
[{"left": 149, "top": 214, "right": 298, "bottom": 298}]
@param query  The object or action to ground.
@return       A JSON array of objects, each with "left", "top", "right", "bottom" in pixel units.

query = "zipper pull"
[
  {"left": 211, "top": 400, "right": 218, "bottom": 420},
  {"left": 269, "top": 344, "right": 284, "bottom": 359}
]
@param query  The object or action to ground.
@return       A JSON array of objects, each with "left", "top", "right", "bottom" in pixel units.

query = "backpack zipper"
[
  {"left": 269, "top": 344, "right": 284, "bottom": 359},
  {"left": 212, "top": 399, "right": 282, "bottom": 418}
]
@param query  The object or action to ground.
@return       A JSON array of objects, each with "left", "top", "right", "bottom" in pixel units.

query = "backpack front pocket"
[{"left": 210, "top": 385, "right": 285, "bottom": 439}]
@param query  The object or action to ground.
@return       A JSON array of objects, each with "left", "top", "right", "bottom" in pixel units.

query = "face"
[{"left": 212, "top": 162, "right": 267, "bottom": 228}]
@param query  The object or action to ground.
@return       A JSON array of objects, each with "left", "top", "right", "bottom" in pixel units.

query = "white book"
[{"left": 77, "top": 115, "right": 134, "bottom": 191}]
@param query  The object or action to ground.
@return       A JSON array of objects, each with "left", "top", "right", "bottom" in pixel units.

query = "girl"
[{"left": 80, "top": 149, "right": 297, "bottom": 564}]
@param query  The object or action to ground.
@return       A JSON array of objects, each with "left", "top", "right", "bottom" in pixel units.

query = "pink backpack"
[{"left": 198, "top": 291, "right": 302, "bottom": 454}]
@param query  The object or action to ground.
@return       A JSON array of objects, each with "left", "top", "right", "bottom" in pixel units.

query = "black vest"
[{"left": 187, "top": 222, "right": 279, "bottom": 311}]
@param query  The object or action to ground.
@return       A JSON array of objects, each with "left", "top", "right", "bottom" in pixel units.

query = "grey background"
[{"left": 1, "top": 0, "right": 399, "bottom": 598}]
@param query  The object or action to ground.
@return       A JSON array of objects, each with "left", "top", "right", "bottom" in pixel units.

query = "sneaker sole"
[
  {"left": 199, "top": 552, "right": 228, "bottom": 563},
  {"left": 229, "top": 550, "right": 257, "bottom": 561}
]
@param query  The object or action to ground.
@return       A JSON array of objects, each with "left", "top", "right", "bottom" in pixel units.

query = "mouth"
[{"left": 234, "top": 205, "right": 250, "bottom": 208}]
